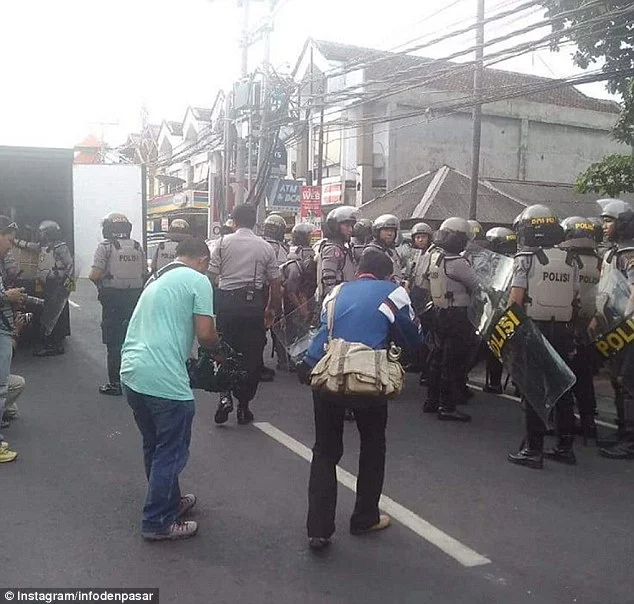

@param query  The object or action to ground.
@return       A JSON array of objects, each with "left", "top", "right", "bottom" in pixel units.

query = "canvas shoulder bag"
[{"left": 309, "top": 285, "right": 405, "bottom": 399}]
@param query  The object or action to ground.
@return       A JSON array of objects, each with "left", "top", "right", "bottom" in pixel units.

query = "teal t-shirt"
[{"left": 120, "top": 265, "right": 213, "bottom": 401}]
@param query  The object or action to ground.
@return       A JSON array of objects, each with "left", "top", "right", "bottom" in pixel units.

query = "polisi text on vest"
[{"left": 542, "top": 271, "right": 570, "bottom": 283}]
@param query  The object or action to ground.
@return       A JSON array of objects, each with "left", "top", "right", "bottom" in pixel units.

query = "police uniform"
[
  {"left": 209, "top": 227, "right": 280, "bottom": 413},
  {"left": 0, "top": 250, "right": 20, "bottom": 286},
  {"left": 153, "top": 239, "right": 179, "bottom": 272},
  {"left": 510, "top": 246, "right": 579, "bottom": 463},
  {"left": 425, "top": 246, "right": 479, "bottom": 420},
  {"left": 315, "top": 239, "right": 356, "bottom": 304},
  {"left": 92, "top": 237, "right": 146, "bottom": 391}
]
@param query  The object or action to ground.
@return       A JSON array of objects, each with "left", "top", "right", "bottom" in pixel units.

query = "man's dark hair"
[
  {"left": 176, "top": 237, "right": 210, "bottom": 259},
  {"left": 358, "top": 250, "right": 393, "bottom": 280},
  {"left": 232, "top": 204, "right": 257, "bottom": 229}
]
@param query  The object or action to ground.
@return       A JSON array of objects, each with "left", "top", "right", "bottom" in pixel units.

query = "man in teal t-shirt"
[{"left": 121, "top": 238, "right": 220, "bottom": 542}]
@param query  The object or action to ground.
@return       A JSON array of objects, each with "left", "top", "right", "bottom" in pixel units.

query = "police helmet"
[
  {"left": 372, "top": 214, "right": 399, "bottom": 240},
  {"left": 325, "top": 206, "right": 358, "bottom": 240},
  {"left": 263, "top": 214, "right": 287, "bottom": 242},
  {"left": 433, "top": 217, "right": 470, "bottom": 254},
  {"left": 169, "top": 219, "right": 191, "bottom": 235},
  {"left": 411, "top": 222, "right": 433, "bottom": 237},
  {"left": 467, "top": 219, "right": 484, "bottom": 241},
  {"left": 512, "top": 209, "right": 526, "bottom": 232},
  {"left": 485, "top": 226, "right": 517, "bottom": 253},
  {"left": 599, "top": 198, "right": 634, "bottom": 239},
  {"left": 291, "top": 222, "right": 315, "bottom": 247},
  {"left": 38, "top": 220, "right": 62, "bottom": 243},
  {"left": 561, "top": 216, "right": 596, "bottom": 249},
  {"left": 102, "top": 212, "right": 132, "bottom": 239},
  {"left": 516, "top": 204, "right": 563, "bottom": 248},
  {"left": 587, "top": 216, "right": 604, "bottom": 244},
  {"left": 352, "top": 218, "right": 373, "bottom": 244}
]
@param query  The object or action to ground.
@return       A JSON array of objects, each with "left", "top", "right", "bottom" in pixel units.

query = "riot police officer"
[
  {"left": 483, "top": 227, "right": 517, "bottom": 393},
  {"left": 596, "top": 199, "right": 634, "bottom": 459},
  {"left": 507, "top": 204, "right": 579, "bottom": 469},
  {"left": 560, "top": 216, "right": 601, "bottom": 439},
  {"left": 151, "top": 219, "right": 191, "bottom": 273},
  {"left": 350, "top": 218, "right": 373, "bottom": 265},
  {"left": 263, "top": 214, "right": 289, "bottom": 266},
  {"left": 209, "top": 204, "right": 282, "bottom": 425},
  {"left": 362, "top": 214, "right": 403, "bottom": 279},
  {"left": 315, "top": 207, "right": 358, "bottom": 305},
  {"left": 89, "top": 213, "right": 146, "bottom": 396},
  {"left": 282, "top": 223, "right": 317, "bottom": 317},
  {"left": 15, "top": 220, "right": 74, "bottom": 356},
  {"left": 425, "top": 217, "right": 479, "bottom": 422}
]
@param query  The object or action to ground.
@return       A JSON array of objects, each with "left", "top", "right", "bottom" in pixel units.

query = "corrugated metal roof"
[{"left": 314, "top": 40, "right": 619, "bottom": 114}]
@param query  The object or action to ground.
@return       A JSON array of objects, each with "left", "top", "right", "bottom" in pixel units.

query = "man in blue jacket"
[{"left": 297, "top": 251, "right": 420, "bottom": 550}]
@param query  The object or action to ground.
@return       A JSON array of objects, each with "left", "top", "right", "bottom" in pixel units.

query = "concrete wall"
[
  {"left": 386, "top": 103, "right": 626, "bottom": 188},
  {"left": 525, "top": 121, "right": 626, "bottom": 182}
]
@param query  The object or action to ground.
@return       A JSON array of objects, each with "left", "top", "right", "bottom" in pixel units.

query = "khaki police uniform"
[
  {"left": 315, "top": 239, "right": 356, "bottom": 304},
  {"left": 363, "top": 241, "right": 403, "bottom": 280},
  {"left": 209, "top": 227, "right": 280, "bottom": 407},
  {"left": 92, "top": 238, "right": 146, "bottom": 386},
  {"left": 425, "top": 248, "right": 479, "bottom": 413}
]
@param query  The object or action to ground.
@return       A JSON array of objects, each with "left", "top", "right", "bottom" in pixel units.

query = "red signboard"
[{"left": 300, "top": 186, "right": 322, "bottom": 218}]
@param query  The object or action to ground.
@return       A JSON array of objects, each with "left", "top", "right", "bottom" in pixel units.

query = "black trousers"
[
  {"left": 307, "top": 391, "right": 388, "bottom": 539},
  {"left": 570, "top": 345, "right": 597, "bottom": 421},
  {"left": 215, "top": 313, "right": 266, "bottom": 406},
  {"left": 524, "top": 321, "right": 576, "bottom": 447},
  {"left": 427, "top": 307, "right": 472, "bottom": 410},
  {"left": 486, "top": 349, "right": 503, "bottom": 388},
  {"left": 100, "top": 289, "right": 141, "bottom": 385}
]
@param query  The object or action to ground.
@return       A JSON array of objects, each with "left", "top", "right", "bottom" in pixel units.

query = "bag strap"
[
  {"left": 325, "top": 284, "right": 343, "bottom": 342},
  {"left": 337, "top": 341, "right": 348, "bottom": 393}
]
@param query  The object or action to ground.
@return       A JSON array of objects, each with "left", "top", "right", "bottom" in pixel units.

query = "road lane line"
[
  {"left": 69, "top": 300, "right": 81, "bottom": 309},
  {"left": 254, "top": 421, "right": 492, "bottom": 568}
]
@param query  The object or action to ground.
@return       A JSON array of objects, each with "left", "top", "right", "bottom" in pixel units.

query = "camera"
[
  {"left": 24, "top": 295, "right": 45, "bottom": 309},
  {"left": 187, "top": 341, "right": 248, "bottom": 393}
]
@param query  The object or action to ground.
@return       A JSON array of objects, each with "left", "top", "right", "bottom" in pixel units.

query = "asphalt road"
[{"left": 3, "top": 280, "right": 634, "bottom": 603}]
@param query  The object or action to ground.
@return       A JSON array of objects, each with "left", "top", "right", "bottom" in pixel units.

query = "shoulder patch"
[{"left": 333, "top": 246, "right": 342, "bottom": 259}]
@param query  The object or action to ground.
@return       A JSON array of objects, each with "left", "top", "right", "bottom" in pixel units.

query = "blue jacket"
[{"left": 305, "top": 276, "right": 421, "bottom": 367}]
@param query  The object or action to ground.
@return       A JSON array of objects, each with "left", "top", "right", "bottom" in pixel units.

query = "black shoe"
[
  {"left": 99, "top": 383, "right": 122, "bottom": 396},
  {"left": 344, "top": 408, "right": 355, "bottom": 422},
  {"left": 437, "top": 408, "right": 471, "bottom": 422},
  {"left": 33, "top": 344, "right": 65, "bottom": 357},
  {"left": 214, "top": 395, "right": 234, "bottom": 424},
  {"left": 308, "top": 537, "right": 331, "bottom": 551},
  {"left": 544, "top": 436, "right": 576, "bottom": 465},
  {"left": 507, "top": 448, "right": 544, "bottom": 469},
  {"left": 483, "top": 384, "right": 503, "bottom": 394},
  {"left": 422, "top": 400, "right": 438, "bottom": 413},
  {"left": 599, "top": 440, "right": 634, "bottom": 459},
  {"left": 237, "top": 407, "right": 254, "bottom": 425},
  {"left": 419, "top": 375, "right": 428, "bottom": 386},
  {"left": 260, "top": 367, "right": 275, "bottom": 382}
]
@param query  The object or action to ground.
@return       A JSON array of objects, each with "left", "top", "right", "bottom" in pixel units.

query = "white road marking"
[
  {"left": 469, "top": 384, "right": 619, "bottom": 430},
  {"left": 254, "top": 421, "right": 492, "bottom": 568},
  {"left": 68, "top": 300, "right": 80, "bottom": 309}
]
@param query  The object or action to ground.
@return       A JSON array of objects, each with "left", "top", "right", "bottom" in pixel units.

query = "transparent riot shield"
[
  {"left": 469, "top": 249, "right": 576, "bottom": 427},
  {"left": 272, "top": 301, "right": 318, "bottom": 364},
  {"left": 589, "top": 265, "right": 634, "bottom": 397},
  {"left": 39, "top": 256, "right": 79, "bottom": 337}
]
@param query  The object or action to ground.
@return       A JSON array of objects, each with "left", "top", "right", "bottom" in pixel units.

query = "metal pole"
[
  {"left": 317, "top": 106, "right": 325, "bottom": 186},
  {"left": 468, "top": 0, "right": 485, "bottom": 220},
  {"left": 235, "top": 0, "right": 250, "bottom": 206}
]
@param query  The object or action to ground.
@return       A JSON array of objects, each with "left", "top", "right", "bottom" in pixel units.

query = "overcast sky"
[{"left": 0, "top": 0, "right": 615, "bottom": 149}]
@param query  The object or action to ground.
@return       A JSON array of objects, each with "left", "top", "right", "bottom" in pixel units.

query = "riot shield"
[
  {"left": 272, "top": 301, "right": 318, "bottom": 363},
  {"left": 39, "top": 257, "right": 79, "bottom": 337},
  {"left": 468, "top": 249, "right": 576, "bottom": 427},
  {"left": 589, "top": 266, "right": 634, "bottom": 397}
]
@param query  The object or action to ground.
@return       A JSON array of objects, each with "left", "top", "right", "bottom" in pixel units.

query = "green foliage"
[{"left": 575, "top": 153, "right": 634, "bottom": 197}]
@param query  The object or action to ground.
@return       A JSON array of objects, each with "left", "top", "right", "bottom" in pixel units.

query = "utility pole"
[
  {"left": 468, "top": 0, "right": 485, "bottom": 220},
  {"left": 234, "top": 0, "right": 251, "bottom": 206}
]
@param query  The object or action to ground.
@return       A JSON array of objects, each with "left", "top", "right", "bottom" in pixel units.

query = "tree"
[{"left": 538, "top": 1, "right": 634, "bottom": 195}]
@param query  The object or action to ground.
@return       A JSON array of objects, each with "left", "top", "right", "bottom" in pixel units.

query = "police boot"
[
  {"left": 507, "top": 433, "right": 543, "bottom": 469},
  {"left": 544, "top": 435, "right": 577, "bottom": 465},
  {"left": 33, "top": 343, "right": 65, "bottom": 357},
  {"left": 436, "top": 407, "right": 471, "bottom": 422},
  {"left": 214, "top": 393, "right": 234, "bottom": 425},
  {"left": 237, "top": 402, "right": 254, "bottom": 425},
  {"left": 99, "top": 383, "right": 122, "bottom": 396},
  {"left": 344, "top": 408, "right": 355, "bottom": 422}
]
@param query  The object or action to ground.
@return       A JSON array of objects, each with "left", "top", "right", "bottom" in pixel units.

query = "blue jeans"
[
  {"left": 0, "top": 331, "right": 14, "bottom": 442},
  {"left": 124, "top": 385, "right": 195, "bottom": 533}
]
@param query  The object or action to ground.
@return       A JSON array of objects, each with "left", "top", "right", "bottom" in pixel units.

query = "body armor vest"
[
  {"left": 155, "top": 240, "right": 179, "bottom": 270},
  {"left": 36, "top": 246, "right": 56, "bottom": 281},
  {"left": 102, "top": 239, "right": 144, "bottom": 290},
  {"left": 519, "top": 247, "right": 575, "bottom": 322},
  {"left": 265, "top": 239, "right": 288, "bottom": 267},
  {"left": 315, "top": 240, "right": 355, "bottom": 302},
  {"left": 576, "top": 252, "right": 601, "bottom": 320},
  {"left": 282, "top": 246, "right": 317, "bottom": 298},
  {"left": 365, "top": 241, "right": 403, "bottom": 277},
  {"left": 428, "top": 248, "right": 471, "bottom": 309}
]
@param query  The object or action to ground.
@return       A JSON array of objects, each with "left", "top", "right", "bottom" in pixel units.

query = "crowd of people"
[{"left": 1, "top": 196, "right": 633, "bottom": 552}]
